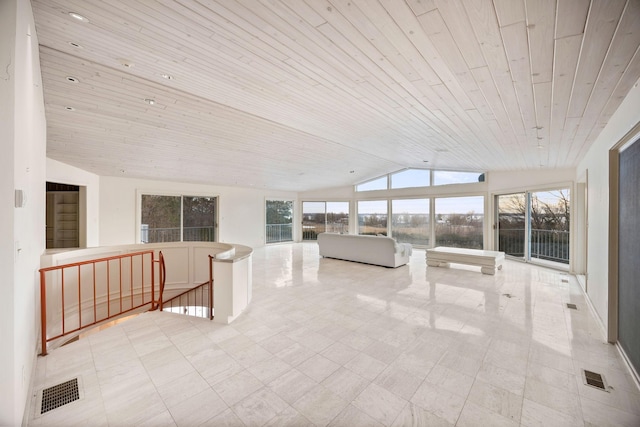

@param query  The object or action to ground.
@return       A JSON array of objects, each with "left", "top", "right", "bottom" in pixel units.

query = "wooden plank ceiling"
[{"left": 31, "top": 0, "right": 640, "bottom": 191}]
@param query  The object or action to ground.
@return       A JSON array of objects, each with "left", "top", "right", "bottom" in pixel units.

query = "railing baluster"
[{"left": 77, "top": 265, "right": 82, "bottom": 330}]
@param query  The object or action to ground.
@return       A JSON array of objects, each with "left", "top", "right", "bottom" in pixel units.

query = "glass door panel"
[
  {"left": 266, "top": 200, "right": 293, "bottom": 243},
  {"left": 391, "top": 199, "right": 430, "bottom": 245},
  {"left": 497, "top": 193, "right": 526, "bottom": 259},
  {"left": 529, "top": 189, "right": 570, "bottom": 264}
]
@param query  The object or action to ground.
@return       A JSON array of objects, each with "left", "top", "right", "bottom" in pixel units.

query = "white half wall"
[
  {"left": 577, "top": 79, "right": 640, "bottom": 332},
  {"left": 0, "top": 0, "right": 47, "bottom": 423},
  {"left": 99, "top": 176, "right": 296, "bottom": 248},
  {"left": 46, "top": 158, "right": 100, "bottom": 247}
]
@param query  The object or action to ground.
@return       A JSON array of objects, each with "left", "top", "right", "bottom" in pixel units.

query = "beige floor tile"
[
  {"left": 352, "top": 382, "right": 407, "bottom": 425},
  {"left": 292, "top": 385, "right": 348, "bottom": 427}
]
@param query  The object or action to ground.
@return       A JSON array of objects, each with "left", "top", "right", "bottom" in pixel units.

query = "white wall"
[
  {"left": 46, "top": 158, "right": 100, "bottom": 247},
  {"left": 577, "top": 80, "right": 640, "bottom": 332},
  {"left": 0, "top": 0, "right": 47, "bottom": 423},
  {"left": 99, "top": 176, "right": 296, "bottom": 248}
]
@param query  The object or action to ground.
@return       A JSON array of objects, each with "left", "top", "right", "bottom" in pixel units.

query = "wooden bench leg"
[
  {"left": 480, "top": 266, "right": 496, "bottom": 275},
  {"left": 427, "top": 259, "right": 449, "bottom": 268}
]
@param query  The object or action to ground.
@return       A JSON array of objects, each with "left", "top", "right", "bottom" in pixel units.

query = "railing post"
[
  {"left": 208, "top": 255, "right": 214, "bottom": 320},
  {"left": 40, "top": 269, "right": 47, "bottom": 356},
  {"left": 151, "top": 251, "right": 156, "bottom": 310}
]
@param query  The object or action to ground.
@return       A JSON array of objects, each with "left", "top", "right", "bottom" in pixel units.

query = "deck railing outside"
[
  {"left": 140, "top": 226, "right": 215, "bottom": 243},
  {"left": 39, "top": 250, "right": 165, "bottom": 355},
  {"left": 499, "top": 228, "right": 570, "bottom": 264},
  {"left": 266, "top": 224, "right": 293, "bottom": 243}
]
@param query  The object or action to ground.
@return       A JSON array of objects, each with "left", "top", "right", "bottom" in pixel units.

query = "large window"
[
  {"left": 356, "top": 176, "right": 387, "bottom": 192},
  {"left": 434, "top": 170, "right": 484, "bottom": 185},
  {"left": 266, "top": 200, "right": 293, "bottom": 243},
  {"left": 358, "top": 200, "right": 388, "bottom": 236},
  {"left": 356, "top": 168, "right": 485, "bottom": 192},
  {"left": 302, "top": 201, "right": 349, "bottom": 240},
  {"left": 391, "top": 169, "right": 430, "bottom": 189},
  {"left": 141, "top": 195, "right": 216, "bottom": 243},
  {"left": 391, "top": 199, "right": 430, "bottom": 245},
  {"left": 435, "top": 196, "right": 484, "bottom": 249}
]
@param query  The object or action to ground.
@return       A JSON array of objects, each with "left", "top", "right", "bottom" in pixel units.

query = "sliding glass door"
[{"left": 496, "top": 189, "right": 570, "bottom": 265}]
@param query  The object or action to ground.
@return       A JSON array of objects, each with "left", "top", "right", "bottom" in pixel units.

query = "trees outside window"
[
  {"left": 141, "top": 195, "right": 216, "bottom": 243},
  {"left": 266, "top": 200, "right": 293, "bottom": 243}
]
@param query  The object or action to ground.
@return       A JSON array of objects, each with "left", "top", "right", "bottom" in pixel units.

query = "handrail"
[
  {"left": 39, "top": 250, "right": 163, "bottom": 356},
  {"left": 162, "top": 255, "right": 214, "bottom": 320}
]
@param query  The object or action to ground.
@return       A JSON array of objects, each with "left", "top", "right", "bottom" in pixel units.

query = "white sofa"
[{"left": 317, "top": 233, "right": 412, "bottom": 268}]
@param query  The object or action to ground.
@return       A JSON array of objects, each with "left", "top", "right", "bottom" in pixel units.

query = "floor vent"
[
  {"left": 561, "top": 278, "right": 569, "bottom": 283},
  {"left": 566, "top": 303, "right": 578, "bottom": 310},
  {"left": 41, "top": 378, "right": 80, "bottom": 414},
  {"left": 582, "top": 370, "right": 609, "bottom": 392}
]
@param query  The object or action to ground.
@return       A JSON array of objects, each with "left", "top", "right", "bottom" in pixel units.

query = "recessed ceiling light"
[
  {"left": 68, "top": 12, "right": 89, "bottom": 22},
  {"left": 118, "top": 58, "right": 135, "bottom": 68},
  {"left": 537, "top": 144, "right": 544, "bottom": 149},
  {"left": 68, "top": 41, "right": 83, "bottom": 48},
  {"left": 161, "top": 73, "right": 174, "bottom": 80},
  {"left": 65, "top": 76, "right": 79, "bottom": 83},
  {"left": 64, "top": 106, "right": 75, "bottom": 111},
  {"left": 144, "top": 98, "right": 156, "bottom": 105}
]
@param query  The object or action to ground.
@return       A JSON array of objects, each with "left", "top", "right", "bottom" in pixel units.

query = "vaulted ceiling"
[{"left": 32, "top": 0, "right": 640, "bottom": 191}]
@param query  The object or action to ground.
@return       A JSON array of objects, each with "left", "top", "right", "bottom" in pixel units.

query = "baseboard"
[
  {"left": 616, "top": 343, "right": 640, "bottom": 393},
  {"left": 578, "top": 275, "right": 608, "bottom": 342}
]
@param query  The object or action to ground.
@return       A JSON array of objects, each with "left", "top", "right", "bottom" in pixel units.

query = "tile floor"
[{"left": 27, "top": 243, "right": 640, "bottom": 426}]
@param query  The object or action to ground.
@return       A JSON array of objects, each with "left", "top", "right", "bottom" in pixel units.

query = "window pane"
[
  {"left": 302, "top": 201, "right": 326, "bottom": 240},
  {"left": 391, "top": 169, "right": 430, "bottom": 189},
  {"left": 326, "top": 202, "right": 349, "bottom": 234},
  {"left": 183, "top": 196, "right": 216, "bottom": 242},
  {"left": 266, "top": 200, "right": 293, "bottom": 243},
  {"left": 433, "top": 170, "right": 484, "bottom": 186},
  {"left": 392, "top": 199, "right": 430, "bottom": 245},
  {"left": 530, "top": 189, "right": 570, "bottom": 264},
  {"left": 435, "top": 196, "right": 484, "bottom": 249},
  {"left": 141, "top": 195, "right": 181, "bottom": 243},
  {"left": 358, "top": 200, "right": 387, "bottom": 235},
  {"left": 356, "top": 176, "right": 387, "bottom": 192}
]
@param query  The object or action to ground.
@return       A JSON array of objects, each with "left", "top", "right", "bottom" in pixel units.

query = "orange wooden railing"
[{"left": 39, "top": 250, "right": 165, "bottom": 355}]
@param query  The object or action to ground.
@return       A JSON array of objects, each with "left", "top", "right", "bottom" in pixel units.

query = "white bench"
[{"left": 426, "top": 247, "right": 505, "bottom": 275}]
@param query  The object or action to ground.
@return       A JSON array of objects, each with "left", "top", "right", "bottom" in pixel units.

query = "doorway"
[
  {"left": 496, "top": 188, "right": 571, "bottom": 266},
  {"left": 46, "top": 182, "right": 80, "bottom": 249}
]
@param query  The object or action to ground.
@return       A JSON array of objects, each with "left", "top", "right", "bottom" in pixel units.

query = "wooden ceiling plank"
[
  {"left": 501, "top": 21, "right": 538, "bottom": 142},
  {"left": 567, "top": 0, "right": 626, "bottom": 118},
  {"left": 433, "top": 0, "right": 487, "bottom": 69},
  {"left": 526, "top": 0, "right": 557, "bottom": 84},
  {"left": 493, "top": 0, "right": 526, "bottom": 27},
  {"left": 555, "top": 0, "right": 590, "bottom": 39}
]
